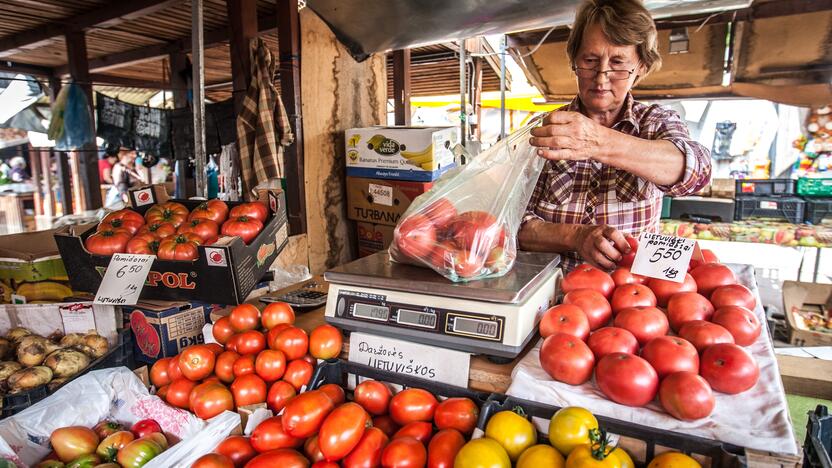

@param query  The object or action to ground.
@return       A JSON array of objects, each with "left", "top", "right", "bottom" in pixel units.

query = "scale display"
[
  {"left": 397, "top": 309, "right": 437, "bottom": 328},
  {"left": 353, "top": 303, "right": 389, "bottom": 321},
  {"left": 452, "top": 316, "right": 499, "bottom": 338}
]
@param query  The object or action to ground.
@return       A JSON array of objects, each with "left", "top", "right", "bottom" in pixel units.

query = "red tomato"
[
  {"left": 93, "top": 420, "right": 123, "bottom": 440},
  {"left": 372, "top": 415, "right": 399, "bottom": 437},
  {"left": 190, "top": 199, "right": 230, "bottom": 224},
  {"left": 613, "top": 306, "right": 669, "bottom": 346},
  {"left": 190, "top": 382, "right": 234, "bottom": 419},
  {"left": 130, "top": 419, "right": 162, "bottom": 439},
  {"left": 389, "top": 388, "right": 438, "bottom": 426},
  {"left": 230, "top": 202, "right": 269, "bottom": 223},
  {"left": 421, "top": 198, "right": 457, "bottom": 229},
  {"left": 342, "top": 427, "right": 389, "bottom": 468},
  {"left": 145, "top": 201, "right": 189, "bottom": 227},
  {"left": 156, "top": 385, "right": 169, "bottom": 400},
  {"left": 610, "top": 284, "right": 657, "bottom": 314},
  {"left": 710, "top": 284, "right": 757, "bottom": 310},
  {"left": 85, "top": 229, "right": 132, "bottom": 255},
  {"left": 266, "top": 323, "right": 292, "bottom": 349},
  {"left": 617, "top": 236, "right": 639, "bottom": 267},
  {"left": 215, "top": 351, "right": 239, "bottom": 384},
  {"left": 485, "top": 245, "right": 515, "bottom": 272},
  {"left": 272, "top": 327, "right": 309, "bottom": 361},
  {"left": 251, "top": 415, "right": 302, "bottom": 452},
  {"left": 354, "top": 380, "right": 392, "bottom": 416},
  {"left": 230, "top": 304, "right": 261, "bottom": 333},
  {"left": 267, "top": 380, "right": 297, "bottom": 413},
  {"left": 206, "top": 343, "right": 224, "bottom": 356},
  {"left": 611, "top": 268, "right": 648, "bottom": 287},
  {"left": 433, "top": 397, "right": 479, "bottom": 435},
  {"left": 166, "top": 378, "right": 197, "bottom": 409},
  {"left": 233, "top": 354, "right": 256, "bottom": 377},
  {"left": 646, "top": 273, "right": 697, "bottom": 308},
  {"left": 587, "top": 327, "right": 639, "bottom": 360},
  {"left": 711, "top": 305, "right": 761, "bottom": 346},
  {"left": 193, "top": 453, "right": 234, "bottom": 468},
  {"left": 231, "top": 374, "right": 267, "bottom": 407},
  {"left": 236, "top": 330, "right": 267, "bottom": 355},
  {"left": 427, "top": 428, "right": 465, "bottom": 468},
  {"left": 150, "top": 357, "right": 172, "bottom": 388},
  {"left": 282, "top": 390, "right": 336, "bottom": 438},
  {"left": 102, "top": 208, "right": 145, "bottom": 227},
  {"left": 137, "top": 221, "right": 177, "bottom": 239},
  {"left": 659, "top": 371, "right": 715, "bottom": 421},
  {"left": 309, "top": 324, "right": 342, "bottom": 360},
  {"left": 222, "top": 216, "right": 264, "bottom": 244},
  {"left": 157, "top": 233, "right": 202, "bottom": 261},
  {"left": 217, "top": 435, "right": 257, "bottom": 468},
  {"left": 562, "top": 289, "right": 612, "bottom": 330},
  {"left": 255, "top": 349, "right": 287, "bottom": 382},
  {"left": 595, "top": 353, "right": 659, "bottom": 407},
  {"left": 167, "top": 356, "right": 184, "bottom": 381},
  {"left": 448, "top": 248, "right": 486, "bottom": 279},
  {"left": 304, "top": 435, "right": 325, "bottom": 463},
  {"left": 539, "top": 332, "right": 595, "bottom": 385},
  {"left": 319, "top": 402, "right": 369, "bottom": 461},
  {"left": 126, "top": 234, "right": 160, "bottom": 255},
  {"left": 393, "top": 422, "right": 433, "bottom": 445},
  {"left": 179, "top": 345, "right": 216, "bottom": 381},
  {"left": 689, "top": 249, "right": 719, "bottom": 270},
  {"left": 666, "top": 292, "right": 714, "bottom": 332},
  {"left": 640, "top": 336, "right": 699, "bottom": 378},
  {"left": 449, "top": 211, "right": 506, "bottom": 252},
  {"left": 699, "top": 343, "right": 759, "bottom": 394},
  {"left": 318, "top": 383, "right": 346, "bottom": 406},
  {"left": 539, "top": 304, "right": 590, "bottom": 341},
  {"left": 283, "top": 359, "right": 314, "bottom": 391},
  {"left": 300, "top": 354, "right": 317, "bottom": 367},
  {"left": 395, "top": 215, "right": 437, "bottom": 260},
  {"left": 562, "top": 264, "right": 615, "bottom": 299},
  {"left": 244, "top": 449, "right": 309, "bottom": 468},
  {"left": 177, "top": 218, "right": 220, "bottom": 242},
  {"left": 381, "top": 437, "right": 426, "bottom": 468},
  {"left": 678, "top": 320, "right": 735, "bottom": 353},
  {"left": 262, "top": 302, "right": 295, "bottom": 329},
  {"left": 690, "top": 263, "right": 737, "bottom": 297}
]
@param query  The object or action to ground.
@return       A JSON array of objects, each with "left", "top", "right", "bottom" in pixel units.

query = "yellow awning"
[{"left": 411, "top": 92, "right": 562, "bottom": 112}]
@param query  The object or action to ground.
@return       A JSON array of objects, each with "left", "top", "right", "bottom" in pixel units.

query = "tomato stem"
[{"left": 588, "top": 427, "right": 616, "bottom": 461}]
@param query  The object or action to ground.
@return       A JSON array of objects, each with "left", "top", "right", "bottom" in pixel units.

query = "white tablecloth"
[{"left": 507, "top": 264, "right": 798, "bottom": 455}]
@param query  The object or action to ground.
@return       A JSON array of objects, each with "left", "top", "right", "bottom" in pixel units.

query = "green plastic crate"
[
  {"left": 661, "top": 197, "right": 672, "bottom": 219},
  {"left": 797, "top": 178, "right": 832, "bottom": 197}
]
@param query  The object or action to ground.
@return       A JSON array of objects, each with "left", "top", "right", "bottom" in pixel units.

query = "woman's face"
[{"left": 574, "top": 22, "right": 643, "bottom": 115}]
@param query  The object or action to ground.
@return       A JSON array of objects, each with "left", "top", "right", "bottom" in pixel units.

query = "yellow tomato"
[
  {"left": 565, "top": 444, "right": 624, "bottom": 468},
  {"left": 549, "top": 406, "right": 599, "bottom": 456},
  {"left": 612, "top": 447, "right": 635, "bottom": 468},
  {"left": 647, "top": 452, "right": 701, "bottom": 468},
  {"left": 517, "top": 444, "right": 565, "bottom": 468},
  {"left": 485, "top": 409, "right": 537, "bottom": 461},
  {"left": 454, "top": 438, "right": 511, "bottom": 468}
]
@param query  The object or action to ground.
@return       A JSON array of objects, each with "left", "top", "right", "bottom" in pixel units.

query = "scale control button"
[{"left": 336, "top": 297, "right": 346, "bottom": 316}]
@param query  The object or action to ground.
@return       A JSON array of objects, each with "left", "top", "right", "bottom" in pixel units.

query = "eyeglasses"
[{"left": 572, "top": 66, "right": 636, "bottom": 81}]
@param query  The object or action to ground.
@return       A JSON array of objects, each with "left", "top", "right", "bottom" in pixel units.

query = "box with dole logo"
[
  {"left": 356, "top": 221, "right": 395, "bottom": 257},
  {"left": 345, "top": 126, "right": 458, "bottom": 182}
]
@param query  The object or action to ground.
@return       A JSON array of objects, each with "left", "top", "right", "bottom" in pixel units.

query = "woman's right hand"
[{"left": 574, "top": 224, "right": 631, "bottom": 270}]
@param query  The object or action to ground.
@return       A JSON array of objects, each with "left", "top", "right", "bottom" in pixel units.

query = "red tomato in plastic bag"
[
  {"left": 190, "top": 199, "right": 230, "bottom": 224},
  {"left": 354, "top": 380, "right": 392, "bottom": 416},
  {"left": 611, "top": 284, "right": 657, "bottom": 314},
  {"left": 433, "top": 397, "right": 479, "bottom": 435},
  {"left": 711, "top": 305, "right": 761, "bottom": 346},
  {"left": 177, "top": 218, "right": 219, "bottom": 242},
  {"left": 699, "top": 343, "right": 759, "bottom": 394},
  {"left": 395, "top": 215, "right": 437, "bottom": 260},
  {"left": 690, "top": 263, "right": 737, "bottom": 297},
  {"left": 613, "top": 306, "right": 669, "bottom": 346},
  {"left": 137, "top": 221, "right": 177, "bottom": 239},
  {"left": 251, "top": 415, "right": 302, "bottom": 452},
  {"left": 421, "top": 198, "right": 457, "bottom": 229},
  {"left": 319, "top": 402, "right": 369, "bottom": 461},
  {"left": 666, "top": 292, "right": 714, "bottom": 332},
  {"left": 646, "top": 273, "right": 697, "bottom": 307},
  {"left": 449, "top": 248, "right": 486, "bottom": 279},
  {"left": 539, "top": 304, "right": 590, "bottom": 341},
  {"left": 710, "top": 284, "right": 757, "bottom": 311},
  {"left": 678, "top": 320, "right": 735, "bottom": 353},
  {"left": 587, "top": 327, "right": 638, "bottom": 360},
  {"left": 230, "top": 202, "right": 268, "bottom": 223},
  {"left": 449, "top": 211, "right": 505, "bottom": 252},
  {"left": 640, "top": 336, "right": 699, "bottom": 378},
  {"left": 50, "top": 426, "right": 99, "bottom": 463},
  {"left": 221, "top": 216, "right": 264, "bottom": 244},
  {"left": 428, "top": 239, "right": 457, "bottom": 271},
  {"left": 157, "top": 233, "right": 202, "bottom": 261},
  {"left": 85, "top": 229, "right": 131, "bottom": 255},
  {"left": 145, "top": 201, "right": 189, "bottom": 227},
  {"left": 562, "top": 289, "right": 612, "bottom": 330},
  {"left": 611, "top": 268, "right": 647, "bottom": 287},
  {"left": 539, "top": 332, "right": 595, "bottom": 385},
  {"left": 659, "top": 371, "right": 715, "bottom": 421},
  {"left": 595, "top": 353, "right": 658, "bottom": 406},
  {"left": 562, "top": 264, "right": 615, "bottom": 299},
  {"left": 389, "top": 388, "right": 438, "bottom": 426}
]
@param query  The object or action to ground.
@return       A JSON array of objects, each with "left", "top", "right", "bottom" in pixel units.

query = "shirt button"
[
  {"left": 590, "top": 181, "right": 599, "bottom": 189},
  {"left": 585, "top": 206, "right": 594, "bottom": 214}
]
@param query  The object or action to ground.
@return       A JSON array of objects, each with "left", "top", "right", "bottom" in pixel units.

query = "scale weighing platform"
[{"left": 323, "top": 251, "right": 561, "bottom": 359}]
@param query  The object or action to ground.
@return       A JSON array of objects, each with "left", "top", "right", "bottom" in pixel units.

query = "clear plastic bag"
[{"left": 389, "top": 118, "right": 545, "bottom": 282}]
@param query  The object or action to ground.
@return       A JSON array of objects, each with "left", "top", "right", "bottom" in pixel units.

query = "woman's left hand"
[{"left": 529, "top": 111, "right": 609, "bottom": 161}]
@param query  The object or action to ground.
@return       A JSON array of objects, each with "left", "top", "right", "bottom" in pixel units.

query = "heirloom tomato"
[
  {"left": 179, "top": 344, "right": 216, "bottom": 380},
  {"left": 251, "top": 415, "right": 302, "bottom": 452},
  {"left": 433, "top": 397, "right": 479, "bottom": 435},
  {"left": 266, "top": 380, "right": 297, "bottom": 413},
  {"left": 595, "top": 353, "right": 659, "bottom": 407},
  {"left": 216, "top": 435, "right": 257, "bottom": 467},
  {"left": 93, "top": 420, "right": 123, "bottom": 440},
  {"left": 640, "top": 336, "right": 699, "bottom": 378},
  {"left": 548, "top": 406, "right": 598, "bottom": 456},
  {"left": 562, "top": 264, "right": 615, "bottom": 299},
  {"left": 659, "top": 371, "right": 715, "bottom": 421},
  {"left": 102, "top": 208, "right": 144, "bottom": 227},
  {"left": 711, "top": 305, "right": 761, "bottom": 346},
  {"left": 283, "top": 359, "right": 313, "bottom": 390},
  {"left": 309, "top": 324, "right": 342, "bottom": 359},
  {"left": 221, "top": 216, "right": 264, "bottom": 244},
  {"left": 539, "top": 333, "right": 595, "bottom": 385},
  {"left": 666, "top": 292, "right": 714, "bottom": 332},
  {"left": 690, "top": 263, "right": 737, "bottom": 297},
  {"left": 231, "top": 374, "right": 267, "bottom": 406},
  {"left": 98, "top": 215, "right": 144, "bottom": 235},
  {"left": 354, "top": 380, "right": 392, "bottom": 416},
  {"left": 189, "top": 199, "right": 229, "bottom": 224},
  {"left": 115, "top": 437, "right": 163, "bottom": 468},
  {"left": 177, "top": 218, "right": 219, "bottom": 242},
  {"left": 393, "top": 422, "right": 433, "bottom": 444},
  {"left": 255, "top": 349, "right": 286, "bottom": 382},
  {"left": 426, "top": 429, "right": 465, "bottom": 468},
  {"left": 85, "top": 229, "right": 131, "bottom": 255},
  {"left": 678, "top": 320, "right": 734, "bottom": 353},
  {"left": 157, "top": 233, "right": 201, "bottom": 261},
  {"left": 562, "top": 289, "right": 612, "bottom": 330},
  {"left": 319, "top": 402, "right": 369, "bottom": 461},
  {"left": 126, "top": 234, "right": 159, "bottom": 255},
  {"left": 343, "top": 427, "right": 389, "bottom": 468},
  {"left": 587, "top": 327, "right": 638, "bottom": 361},
  {"left": 272, "top": 327, "right": 308, "bottom": 360},
  {"left": 454, "top": 438, "right": 510, "bottom": 468},
  {"left": 230, "top": 304, "right": 261, "bottom": 333},
  {"left": 190, "top": 382, "right": 234, "bottom": 420},
  {"left": 613, "top": 306, "right": 669, "bottom": 346},
  {"left": 389, "top": 388, "right": 438, "bottom": 425},
  {"left": 281, "top": 390, "right": 335, "bottom": 438},
  {"left": 421, "top": 198, "right": 457, "bottom": 229},
  {"left": 610, "top": 284, "right": 656, "bottom": 314},
  {"left": 485, "top": 409, "right": 536, "bottom": 460},
  {"left": 50, "top": 426, "right": 99, "bottom": 462},
  {"left": 394, "top": 214, "right": 436, "bottom": 260},
  {"left": 611, "top": 268, "right": 647, "bottom": 287},
  {"left": 699, "top": 343, "right": 759, "bottom": 394},
  {"left": 380, "top": 437, "right": 427, "bottom": 468},
  {"left": 144, "top": 201, "right": 189, "bottom": 227},
  {"left": 243, "top": 449, "right": 309, "bottom": 468},
  {"left": 229, "top": 202, "right": 268, "bottom": 223},
  {"left": 192, "top": 453, "right": 234, "bottom": 468},
  {"left": 137, "top": 221, "right": 176, "bottom": 239},
  {"left": 96, "top": 431, "right": 134, "bottom": 461},
  {"left": 261, "top": 301, "right": 295, "bottom": 329},
  {"left": 710, "top": 283, "right": 756, "bottom": 310},
  {"left": 646, "top": 274, "right": 697, "bottom": 308},
  {"left": 539, "top": 304, "right": 591, "bottom": 341}
]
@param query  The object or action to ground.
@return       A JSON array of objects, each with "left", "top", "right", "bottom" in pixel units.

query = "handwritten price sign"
[
  {"left": 94, "top": 254, "right": 155, "bottom": 305},
  {"left": 630, "top": 233, "right": 696, "bottom": 283}
]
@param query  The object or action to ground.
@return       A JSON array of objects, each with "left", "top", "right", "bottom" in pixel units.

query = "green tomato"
[{"left": 66, "top": 454, "right": 102, "bottom": 468}]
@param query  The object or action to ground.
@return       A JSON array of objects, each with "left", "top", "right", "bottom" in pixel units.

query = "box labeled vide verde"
[{"left": 345, "top": 126, "right": 458, "bottom": 182}]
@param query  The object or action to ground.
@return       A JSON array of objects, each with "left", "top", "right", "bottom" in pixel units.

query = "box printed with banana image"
[
  {"left": 0, "top": 229, "right": 76, "bottom": 304},
  {"left": 345, "top": 126, "right": 458, "bottom": 182}
]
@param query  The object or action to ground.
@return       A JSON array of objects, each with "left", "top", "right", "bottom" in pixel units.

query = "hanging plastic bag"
[
  {"left": 389, "top": 118, "right": 545, "bottom": 282},
  {"left": 54, "top": 82, "right": 94, "bottom": 150}
]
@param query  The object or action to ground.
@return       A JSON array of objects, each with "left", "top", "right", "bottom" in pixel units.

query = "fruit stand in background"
[{"left": 660, "top": 219, "right": 832, "bottom": 248}]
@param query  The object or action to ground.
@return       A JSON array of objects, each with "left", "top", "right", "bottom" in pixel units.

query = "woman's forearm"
[
  {"left": 597, "top": 129, "right": 685, "bottom": 186},
  {"left": 518, "top": 219, "right": 584, "bottom": 253}
]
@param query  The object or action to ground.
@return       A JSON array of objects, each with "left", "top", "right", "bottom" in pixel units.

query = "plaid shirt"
[{"left": 524, "top": 94, "right": 711, "bottom": 272}]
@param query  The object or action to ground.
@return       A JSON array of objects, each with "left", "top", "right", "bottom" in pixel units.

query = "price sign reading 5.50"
[
  {"left": 630, "top": 233, "right": 696, "bottom": 283},
  {"left": 94, "top": 253, "right": 156, "bottom": 305}
]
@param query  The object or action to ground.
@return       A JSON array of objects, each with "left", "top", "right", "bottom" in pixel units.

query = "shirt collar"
[{"left": 566, "top": 93, "right": 640, "bottom": 133}]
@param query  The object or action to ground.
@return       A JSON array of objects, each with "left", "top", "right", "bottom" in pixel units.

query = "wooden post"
[
  {"left": 392, "top": 49, "right": 411, "bottom": 125},
  {"left": 278, "top": 0, "right": 307, "bottom": 235},
  {"left": 64, "top": 30, "right": 102, "bottom": 210},
  {"left": 55, "top": 150, "right": 73, "bottom": 215},
  {"left": 29, "top": 145, "right": 42, "bottom": 216},
  {"left": 227, "top": 0, "right": 257, "bottom": 115},
  {"left": 169, "top": 51, "right": 192, "bottom": 198},
  {"left": 472, "top": 57, "right": 483, "bottom": 140},
  {"left": 40, "top": 149, "right": 54, "bottom": 218}
]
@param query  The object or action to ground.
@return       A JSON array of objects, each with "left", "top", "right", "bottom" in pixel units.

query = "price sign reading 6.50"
[
  {"left": 630, "top": 233, "right": 696, "bottom": 283},
  {"left": 95, "top": 253, "right": 156, "bottom": 305}
]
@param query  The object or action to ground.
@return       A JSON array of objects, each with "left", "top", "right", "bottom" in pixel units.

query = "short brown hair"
[{"left": 567, "top": 0, "right": 662, "bottom": 78}]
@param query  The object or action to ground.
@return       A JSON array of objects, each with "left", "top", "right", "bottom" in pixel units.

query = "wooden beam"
[
  {"left": 29, "top": 145, "right": 42, "bottom": 217},
  {"left": 55, "top": 150, "right": 73, "bottom": 215},
  {"left": 392, "top": 49, "right": 411, "bottom": 125},
  {"left": 0, "top": 0, "right": 180, "bottom": 57},
  {"left": 0, "top": 60, "right": 52, "bottom": 77},
  {"left": 88, "top": 73, "right": 170, "bottom": 89},
  {"left": 169, "top": 51, "right": 191, "bottom": 199},
  {"left": 40, "top": 149, "right": 54, "bottom": 218},
  {"left": 227, "top": 0, "right": 258, "bottom": 114},
  {"left": 278, "top": 0, "right": 307, "bottom": 235}
]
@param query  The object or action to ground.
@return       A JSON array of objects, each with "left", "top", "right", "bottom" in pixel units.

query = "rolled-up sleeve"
[{"left": 649, "top": 107, "right": 712, "bottom": 197}]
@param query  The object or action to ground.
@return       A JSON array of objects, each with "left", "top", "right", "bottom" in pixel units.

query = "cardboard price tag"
[
  {"left": 630, "top": 233, "right": 696, "bottom": 283},
  {"left": 94, "top": 254, "right": 155, "bottom": 305}
]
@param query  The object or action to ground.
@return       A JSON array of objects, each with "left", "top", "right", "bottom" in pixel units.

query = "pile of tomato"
[
  {"left": 149, "top": 302, "right": 342, "bottom": 422},
  {"left": 36, "top": 418, "right": 167, "bottom": 467},
  {"left": 391, "top": 197, "right": 515, "bottom": 280},
  {"left": 539, "top": 248, "right": 762, "bottom": 421},
  {"left": 84, "top": 200, "right": 269, "bottom": 259}
]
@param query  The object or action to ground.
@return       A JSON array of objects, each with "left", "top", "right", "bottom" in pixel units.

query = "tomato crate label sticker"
[
  {"left": 348, "top": 332, "right": 470, "bottom": 387},
  {"left": 368, "top": 183, "right": 393, "bottom": 206},
  {"left": 630, "top": 233, "right": 695, "bottom": 283},
  {"left": 94, "top": 253, "right": 156, "bottom": 305},
  {"left": 59, "top": 303, "right": 97, "bottom": 334}
]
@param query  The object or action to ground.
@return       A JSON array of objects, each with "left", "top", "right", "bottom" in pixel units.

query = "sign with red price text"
[{"left": 630, "top": 233, "right": 696, "bottom": 283}]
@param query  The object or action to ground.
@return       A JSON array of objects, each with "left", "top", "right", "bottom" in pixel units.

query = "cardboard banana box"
[
  {"left": 0, "top": 228, "right": 78, "bottom": 304},
  {"left": 345, "top": 126, "right": 458, "bottom": 181}
]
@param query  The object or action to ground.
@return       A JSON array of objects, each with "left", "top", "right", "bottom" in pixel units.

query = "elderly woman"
[{"left": 520, "top": 0, "right": 711, "bottom": 272}]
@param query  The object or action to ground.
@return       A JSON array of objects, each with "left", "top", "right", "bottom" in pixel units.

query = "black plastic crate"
[
  {"left": 805, "top": 405, "right": 832, "bottom": 468},
  {"left": 1, "top": 328, "right": 134, "bottom": 418},
  {"left": 476, "top": 394, "right": 743, "bottom": 468},
  {"left": 805, "top": 198, "right": 832, "bottom": 225},
  {"left": 734, "top": 196, "right": 805, "bottom": 223},
  {"left": 735, "top": 179, "right": 796, "bottom": 196}
]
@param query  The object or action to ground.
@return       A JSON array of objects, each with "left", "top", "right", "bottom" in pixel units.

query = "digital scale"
[{"left": 324, "top": 251, "right": 561, "bottom": 359}]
